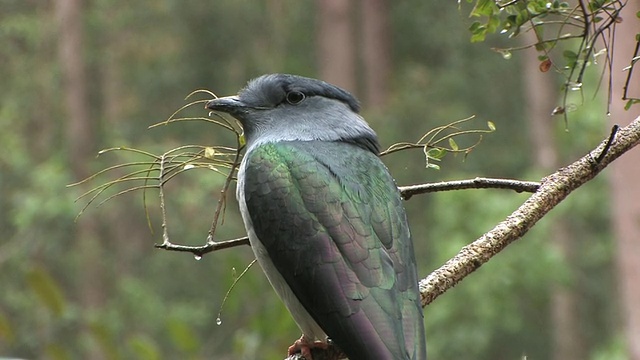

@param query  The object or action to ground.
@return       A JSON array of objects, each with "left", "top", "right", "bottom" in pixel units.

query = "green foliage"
[{"left": 463, "top": 0, "right": 633, "bottom": 114}]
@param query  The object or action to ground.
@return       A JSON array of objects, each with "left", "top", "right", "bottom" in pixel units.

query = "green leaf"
[
  {"left": 624, "top": 99, "right": 640, "bottom": 111},
  {"left": 505, "top": 15, "right": 517, "bottom": 26},
  {"left": 427, "top": 148, "right": 447, "bottom": 160},
  {"left": 526, "top": 2, "right": 540, "bottom": 15},
  {"left": 448, "top": 138, "right": 459, "bottom": 151},
  {"left": 487, "top": 121, "right": 497, "bottom": 131},
  {"left": 563, "top": 50, "right": 578, "bottom": 68},
  {"left": 26, "top": 267, "right": 66, "bottom": 317},
  {"left": 471, "top": 0, "right": 498, "bottom": 17},
  {"left": 515, "top": 9, "right": 530, "bottom": 27},
  {"left": 487, "top": 15, "right": 501, "bottom": 33},
  {"left": 563, "top": 50, "right": 577, "bottom": 61},
  {"left": 470, "top": 25, "right": 488, "bottom": 43}
]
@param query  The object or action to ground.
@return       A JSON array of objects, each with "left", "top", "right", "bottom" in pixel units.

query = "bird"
[{"left": 206, "top": 74, "right": 426, "bottom": 360}]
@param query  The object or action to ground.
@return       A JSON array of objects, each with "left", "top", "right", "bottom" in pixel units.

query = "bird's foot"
[
  {"left": 287, "top": 336, "right": 347, "bottom": 360},
  {"left": 287, "top": 335, "right": 329, "bottom": 360}
]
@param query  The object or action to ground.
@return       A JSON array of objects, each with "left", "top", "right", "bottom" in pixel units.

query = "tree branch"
[
  {"left": 400, "top": 177, "right": 540, "bottom": 200},
  {"left": 419, "top": 117, "right": 640, "bottom": 306},
  {"left": 155, "top": 178, "right": 541, "bottom": 256}
]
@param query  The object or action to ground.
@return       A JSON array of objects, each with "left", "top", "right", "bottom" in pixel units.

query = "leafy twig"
[{"left": 381, "top": 116, "right": 496, "bottom": 169}]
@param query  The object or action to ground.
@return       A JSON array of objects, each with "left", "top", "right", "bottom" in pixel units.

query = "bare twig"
[
  {"left": 154, "top": 236, "right": 250, "bottom": 256},
  {"left": 622, "top": 38, "right": 640, "bottom": 101},
  {"left": 400, "top": 177, "right": 539, "bottom": 200},
  {"left": 206, "top": 141, "right": 243, "bottom": 245}
]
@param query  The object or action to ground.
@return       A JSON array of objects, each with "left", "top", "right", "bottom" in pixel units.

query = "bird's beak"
[{"left": 205, "top": 96, "right": 247, "bottom": 115}]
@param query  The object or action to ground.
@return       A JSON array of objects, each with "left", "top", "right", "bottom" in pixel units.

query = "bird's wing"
[{"left": 242, "top": 140, "right": 425, "bottom": 360}]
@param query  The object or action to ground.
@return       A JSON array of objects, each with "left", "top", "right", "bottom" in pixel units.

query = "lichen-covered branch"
[{"left": 419, "top": 116, "right": 640, "bottom": 306}]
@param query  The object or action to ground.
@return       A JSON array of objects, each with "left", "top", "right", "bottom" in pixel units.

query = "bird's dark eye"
[{"left": 285, "top": 91, "right": 305, "bottom": 105}]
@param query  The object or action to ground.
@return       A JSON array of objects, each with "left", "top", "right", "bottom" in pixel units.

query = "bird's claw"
[{"left": 287, "top": 335, "right": 329, "bottom": 360}]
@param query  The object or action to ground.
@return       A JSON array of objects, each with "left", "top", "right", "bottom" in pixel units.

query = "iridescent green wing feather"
[{"left": 242, "top": 140, "right": 425, "bottom": 359}]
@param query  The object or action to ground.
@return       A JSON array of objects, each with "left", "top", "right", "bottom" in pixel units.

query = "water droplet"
[
  {"left": 194, "top": 254, "right": 202, "bottom": 261},
  {"left": 216, "top": 317, "right": 222, "bottom": 325},
  {"left": 501, "top": 50, "right": 512, "bottom": 60}
]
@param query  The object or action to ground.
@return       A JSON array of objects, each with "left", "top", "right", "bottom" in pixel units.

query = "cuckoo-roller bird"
[{"left": 206, "top": 74, "right": 426, "bottom": 360}]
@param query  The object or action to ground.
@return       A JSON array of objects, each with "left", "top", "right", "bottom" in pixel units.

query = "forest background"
[{"left": 1, "top": 1, "right": 639, "bottom": 359}]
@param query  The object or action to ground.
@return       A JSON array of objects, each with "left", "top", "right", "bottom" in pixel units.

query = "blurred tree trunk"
[
  {"left": 315, "top": 0, "right": 356, "bottom": 93},
  {"left": 609, "top": 2, "right": 640, "bottom": 359},
  {"left": 360, "top": 0, "right": 391, "bottom": 110},
  {"left": 102, "top": 25, "right": 147, "bottom": 275},
  {"left": 264, "top": 0, "right": 286, "bottom": 72},
  {"left": 522, "top": 32, "right": 585, "bottom": 360},
  {"left": 56, "top": 1, "right": 105, "bottom": 358}
]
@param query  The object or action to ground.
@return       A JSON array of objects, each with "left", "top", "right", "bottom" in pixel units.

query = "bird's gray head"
[{"left": 205, "top": 74, "right": 380, "bottom": 153}]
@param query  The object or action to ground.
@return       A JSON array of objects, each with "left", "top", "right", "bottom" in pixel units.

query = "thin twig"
[
  {"left": 400, "top": 177, "right": 540, "bottom": 200},
  {"left": 207, "top": 139, "right": 244, "bottom": 245},
  {"left": 154, "top": 236, "right": 250, "bottom": 256},
  {"left": 622, "top": 38, "right": 640, "bottom": 101},
  {"left": 158, "top": 153, "right": 171, "bottom": 246},
  {"left": 594, "top": 124, "right": 619, "bottom": 164}
]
